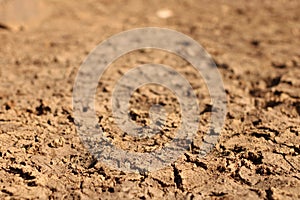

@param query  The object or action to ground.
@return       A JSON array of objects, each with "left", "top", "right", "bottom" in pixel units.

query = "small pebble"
[{"left": 156, "top": 9, "right": 173, "bottom": 19}]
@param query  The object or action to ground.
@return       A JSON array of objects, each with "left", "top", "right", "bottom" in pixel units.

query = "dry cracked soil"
[{"left": 0, "top": 0, "right": 299, "bottom": 199}]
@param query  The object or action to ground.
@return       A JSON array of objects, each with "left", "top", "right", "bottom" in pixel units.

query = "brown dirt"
[{"left": 0, "top": 0, "right": 299, "bottom": 199}]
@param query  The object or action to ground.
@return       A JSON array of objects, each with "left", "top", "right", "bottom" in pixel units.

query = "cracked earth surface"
[{"left": 0, "top": 0, "right": 299, "bottom": 199}]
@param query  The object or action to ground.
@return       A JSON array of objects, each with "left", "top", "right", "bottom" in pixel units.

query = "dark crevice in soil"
[
  {"left": 1, "top": 189, "right": 13, "bottom": 196},
  {"left": 245, "top": 151, "right": 263, "bottom": 165},
  {"left": 293, "top": 176, "right": 300, "bottom": 181},
  {"left": 209, "top": 191, "right": 227, "bottom": 197},
  {"left": 152, "top": 178, "right": 170, "bottom": 188},
  {"left": 266, "top": 76, "right": 281, "bottom": 88},
  {"left": 36, "top": 101, "right": 51, "bottom": 116},
  {"left": 266, "top": 188, "right": 274, "bottom": 200},
  {"left": 87, "top": 158, "right": 98, "bottom": 169},
  {"left": 4, "top": 167, "right": 36, "bottom": 180},
  {"left": 0, "top": 23, "right": 10, "bottom": 30},
  {"left": 27, "top": 181, "right": 38, "bottom": 187},
  {"left": 251, "top": 132, "right": 271, "bottom": 140},
  {"left": 293, "top": 102, "right": 300, "bottom": 115},
  {"left": 200, "top": 104, "right": 212, "bottom": 115},
  {"left": 172, "top": 164, "right": 183, "bottom": 191},
  {"left": 281, "top": 143, "right": 300, "bottom": 155},
  {"left": 265, "top": 101, "right": 282, "bottom": 108},
  {"left": 184, "top": 153, "right": 208, "bottom": 170},
  {"left": 273, "top": 151, "right": 300, "bottom": 172},
  {"left": 257, "top": 127, "right": 280, "bottom": 136},
  {"left": 231, "top": 145, "right": 246, "bottom": 153}
]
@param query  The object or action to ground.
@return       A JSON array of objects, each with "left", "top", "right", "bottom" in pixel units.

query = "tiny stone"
[{"left": 156, "top": 9, "right": 173, "bottom": 19}]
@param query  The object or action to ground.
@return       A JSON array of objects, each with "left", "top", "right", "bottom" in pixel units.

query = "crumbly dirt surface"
[{"left": 0, "top": 0, "right": 300, "bottom": 199}]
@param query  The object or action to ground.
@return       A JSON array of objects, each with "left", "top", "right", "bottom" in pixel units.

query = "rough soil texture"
[{"left": 0, "top": 0, "right": 300, "bottom": 199}]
